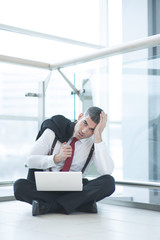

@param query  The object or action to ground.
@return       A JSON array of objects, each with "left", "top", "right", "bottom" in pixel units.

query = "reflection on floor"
[{"left": 0, "top": 200, "right": 160, "bottom": 240}]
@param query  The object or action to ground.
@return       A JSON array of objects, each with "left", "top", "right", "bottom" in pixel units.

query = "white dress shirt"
[{"left": 27, "top": 129, "right": 114, "bottom": 177}]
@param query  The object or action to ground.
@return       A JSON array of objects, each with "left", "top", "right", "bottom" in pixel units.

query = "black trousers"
[{"left": 14, "top": 169, "right": 115, "bottom": 214}]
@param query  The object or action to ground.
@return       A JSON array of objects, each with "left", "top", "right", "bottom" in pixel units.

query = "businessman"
[{"left": 14, "top": 106, "right": 115, "bottom": 216}]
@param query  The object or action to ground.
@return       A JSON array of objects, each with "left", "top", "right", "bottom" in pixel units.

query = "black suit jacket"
[{"left": 36, "top": 115, "right": 75, "bottom": 142}]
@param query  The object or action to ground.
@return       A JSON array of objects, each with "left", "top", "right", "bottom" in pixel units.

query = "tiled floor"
[{"left": 0, "top": 200, "right": 160, "bottom": 240}]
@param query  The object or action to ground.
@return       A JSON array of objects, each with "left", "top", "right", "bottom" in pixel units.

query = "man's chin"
[
  {"left": 76, "top": 133, "right": 84, "bottom": 140},
  {"left": 77, "top": 136, "right": 83, "bottom": 140}
]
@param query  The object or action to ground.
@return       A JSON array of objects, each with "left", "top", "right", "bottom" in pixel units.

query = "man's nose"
[{"left": 82, "top": 127, "right": 88, "bottom": 134}]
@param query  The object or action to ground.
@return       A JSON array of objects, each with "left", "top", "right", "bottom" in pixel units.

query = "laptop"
[{"left": 35, "top": 171, "right": 83, "bottom": 191}]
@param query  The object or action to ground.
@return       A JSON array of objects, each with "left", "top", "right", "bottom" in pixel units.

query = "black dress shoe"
[
  {"left": 77, "top": 201, "right": 98, "bottom": 213},
  {"left": 32, "top": 200, "right": 59, "bottom": 216},
  {"left": 32, "top": 200, "right": 40, "bottom": 216},
  {"left": 32, "top": 200, "right": 51, "bottom": 216}
]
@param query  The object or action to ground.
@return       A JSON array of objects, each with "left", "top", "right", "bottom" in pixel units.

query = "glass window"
[
  {"left": 0, "top": 120, "right": 37, "bottom": 181},
  {"left": 46, "top": 70, "right": 76, "bottom": 120},
  {"left": 0, "top": 0, "right": 102, "bottom": 184},
  {"left": 62, "top": 48, "right": 160, "bottom": 207},
  {"left": 0, "top": 30, "right": 98, "bottom": 63},
  {"left": 0, "top": 0, "right": 100, "bottom": 44}
]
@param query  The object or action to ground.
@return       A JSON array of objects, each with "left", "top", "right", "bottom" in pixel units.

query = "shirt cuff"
[{"left": 47, "top": 155, "right": 57, "bottom": 168}]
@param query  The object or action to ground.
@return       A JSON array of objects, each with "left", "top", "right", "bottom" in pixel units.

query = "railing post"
[{"left": 38, "top": 81, "right": 45, "bottom": 130}]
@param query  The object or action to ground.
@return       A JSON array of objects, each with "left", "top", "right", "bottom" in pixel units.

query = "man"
[{"left": 14, "top": 106, "right": 115, "bottom": 216}]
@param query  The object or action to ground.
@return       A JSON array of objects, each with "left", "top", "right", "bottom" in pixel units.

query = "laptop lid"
[{"left": 35, "top": 171, "right": 83, "bottom": 191}]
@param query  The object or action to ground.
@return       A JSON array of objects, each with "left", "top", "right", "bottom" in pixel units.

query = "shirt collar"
[{"left": 72, "top": 134, "right": 93, "bottom": 143}]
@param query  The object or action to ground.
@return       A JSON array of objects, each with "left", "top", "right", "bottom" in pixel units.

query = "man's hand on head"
[{"left": 94, "top": 111, "right": 107, "bottom": 143}]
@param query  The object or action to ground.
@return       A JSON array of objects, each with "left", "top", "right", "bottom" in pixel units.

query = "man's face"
[{"left": 74, "top": 113, "right": 97, "bottom": 140}]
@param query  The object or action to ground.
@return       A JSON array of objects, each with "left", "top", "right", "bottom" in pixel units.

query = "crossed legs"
[{"left": 14, "top": 174, "right": 115, "bottom": 215}]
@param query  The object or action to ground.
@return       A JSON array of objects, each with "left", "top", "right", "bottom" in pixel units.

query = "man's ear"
[{"left": 78, "top": 113, "right": 83, "bottom": 120}]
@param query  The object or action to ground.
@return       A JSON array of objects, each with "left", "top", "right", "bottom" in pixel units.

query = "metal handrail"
[
  {"left": 0, "top": 23, "right": 104, "bottom": 49},
  {"left": 0, "top": 34, "right": 160, "bottom": 69},
  {"left": 116, "top": 180, "right": 160, "bottom": 189},
  {"left": 1, "top": 179, "right": 160, "bottom": 189},
  {"left": 0, "top": 54, "right": 50, "bottom": 69},
  {"left": 0, "top": 181, "right": 14, "bottom": 186},
  {"left": 51, "top": 34, "right": 160, "bottom": 69}
]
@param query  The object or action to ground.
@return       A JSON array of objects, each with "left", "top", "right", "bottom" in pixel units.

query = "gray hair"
[{"left": 84, "top": 106, "right": 103, "bottom": 124}]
